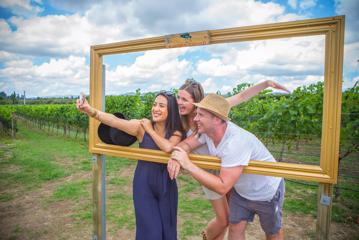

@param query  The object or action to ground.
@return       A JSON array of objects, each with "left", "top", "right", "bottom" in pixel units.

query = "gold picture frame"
[{"left": 89, "top": 16, "right": 344, "bottom": 184}]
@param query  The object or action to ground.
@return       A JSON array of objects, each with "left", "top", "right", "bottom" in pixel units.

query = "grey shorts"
[{"left": 229, "top": 179, "right": 285, "bottom": 235}]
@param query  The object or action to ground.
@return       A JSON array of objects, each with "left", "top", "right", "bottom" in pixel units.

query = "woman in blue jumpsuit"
[{"left": 77, "top": 91, "right": 184, "bottom": 240}]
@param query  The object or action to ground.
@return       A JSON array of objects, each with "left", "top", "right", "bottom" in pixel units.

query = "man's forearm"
[
  {"left": 187, "top": 164, "right": 229, "bottom": 196},
  {"left": 177, "top": 140, "right": 193, "bottom": 153}
]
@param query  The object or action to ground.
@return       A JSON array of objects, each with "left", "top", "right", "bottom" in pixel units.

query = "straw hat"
[
  {"left": 193, "top": 93, "right": 230, "bottom": 121},
  {"left": 97, "top": 112, "right": 137, "bottom": 146}
]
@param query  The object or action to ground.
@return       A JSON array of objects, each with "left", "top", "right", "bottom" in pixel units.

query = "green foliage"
[
  {"left": 229, "top": 82, "right": 324, "bottom": 160},
  {"left": 340, "top": 81, "right": 359, "bottom": 159},
  {"left": 139, "top": 92, "right": 156, "bottom": 119},
  {"left": 106, "top": 93, "right": 142, "bottom": 119},
  {"left": 0, "top": 105, "right": 16, "bottom": 134}
]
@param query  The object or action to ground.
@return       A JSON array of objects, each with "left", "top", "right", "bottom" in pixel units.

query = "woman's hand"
[
  {"left": 266, "top": 80, "right": 290, "bottom": 93},
  {"left": 140, "top": 118, "right": 153, "bottom": 133},
  {"left": 76, "top": 96, "right": 95, "bottom": 117}
]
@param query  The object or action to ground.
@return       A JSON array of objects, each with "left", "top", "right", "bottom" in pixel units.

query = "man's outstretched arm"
[{"left": 171, "top": 146, "right": 243, "bottom": 196}]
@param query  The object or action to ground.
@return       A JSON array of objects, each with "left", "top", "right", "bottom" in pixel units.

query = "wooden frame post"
[
  {"left": 92, "top": 154, "right": 106, "bottom": 240},
  {"left": 92, "top": 65, "right": 107, "bottom": 240},
  {"left": 317, "top": 183, "right": 333, "bottom": 239}
]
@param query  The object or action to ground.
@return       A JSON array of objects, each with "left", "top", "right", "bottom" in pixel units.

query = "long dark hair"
[
  {"left": 156, "top": 91, "right": 185, "bottom": 140},
  {"left": 179, "top": 79, "right": 205, "bottom": 131}
]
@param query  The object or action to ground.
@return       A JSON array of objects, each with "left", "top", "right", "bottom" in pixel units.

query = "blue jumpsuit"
[{"left": 133, "top": 132, "right": 178, "bottom": 240}]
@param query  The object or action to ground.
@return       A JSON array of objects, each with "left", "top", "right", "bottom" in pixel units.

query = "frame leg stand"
[
  {"left": 92, "top": 154, "right": 106, "bottom": 240},
  {"left": 316, "top": 183, "right": 333, "bottom": 240}
]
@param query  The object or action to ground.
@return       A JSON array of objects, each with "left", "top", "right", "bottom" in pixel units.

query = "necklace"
[{"left": 154, "top": 125, "right": 166, "bottom": 137}]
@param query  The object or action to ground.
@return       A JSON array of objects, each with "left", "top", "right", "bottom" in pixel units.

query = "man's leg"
[
  {"left": 205, "top": 197, "right": 229, "bottom": 240},
  {"left": 228, "top": 189, "right": 255, "bottom": 240},
  {"left": 266, "top": 228, "right": 284, "bottom": 240},
  {"left": 228, "top": 221, "right": 247, "bottom": 240},
  {"left": 257, "top": 179, "right": 285, "bottom": 240}
]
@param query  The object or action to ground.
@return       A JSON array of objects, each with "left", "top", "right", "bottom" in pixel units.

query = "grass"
[
  {"left": 0, "top": 126, "right": 76, "bottom": 190},
  {"left": 52, "top": 180, "right": 91, "bottom": 201},
  {"left": 0, "top": 121, "right": 358, "bottom": 239},
  {"left": 0, "top": 193, "right": 14, "bottom": 202},
  {"left": 264, "top": 137, "right": 359, "bottom": 223},
  {"left": 283, "top": 180, "right": 317, "bottom": 215}
]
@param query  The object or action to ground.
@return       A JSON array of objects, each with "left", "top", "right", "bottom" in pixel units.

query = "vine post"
[{"left": 11, "top": 112, "right": 15, "bottom": 138}]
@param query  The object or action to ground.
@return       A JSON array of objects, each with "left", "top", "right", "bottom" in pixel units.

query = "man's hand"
[
  {"left": 167, "top": 158, "right": 181, "bottom": 180},
  {"left": 171, "top": 146, "right": 194, "bottom": 171}
]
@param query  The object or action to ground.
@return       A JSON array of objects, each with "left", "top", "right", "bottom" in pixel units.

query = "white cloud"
[
  {"left": 197, "top": 59, "right": 239, "bottom": 77},
  {"left": 0, "top": 0, "right": 357, "bottom": 96},
  {"left": 192, "top": 35, "right": 326, "bottom": 92},
  {"left": 105, "top": 49, "right": 192, "bottom": 94},
  {"left": 199, "top": 77, "right": 240, "bottom": 94},
  {"left": 0, "top": 0, "right": 43, "bottom": 17},
  {"left": 0, "top": 0, "right": 301, "bottom": 60},
  {"left": 48, "top": 0, "right": 98, "bottom": 13},
  {"left": 276, "top": 12, "right": 306, "bottom": 22},
  {"left": 299, "top": 0, "right": 317, "bottom": 9},
  {"left": 200, "top": 78, "right": 217, "bottom": 93},
  {"left": 196, "top": 36, "right": 325, "bottom": 78},
  {"left": 335, "top": 0, "right": 359, "bottom": 43},
  {"left": 344, "top": 42, "right": 359, "bottom": 68},
  {"left": 187, "top": 0, "right": 287, "bottom": 29},
  {"left": 0, "top": 56, "right": 88, "bottom": 97},
  {"left": 0, "top": 19, "right": 12, "bottom": 34},
  {"left": 0, "top": 0, "right": 303, "bottom": 59},
  {"left": 0, "top": 14, "right": 127, "bottom": 57},
  {"left": 283, "top": 75, "right": 324, "bottom": 91},
  {"left": 288, "top": 0, "right": 297, "bottom": 9},
  {"left": 342, "top": 75, "right": 358, "bottom": 90},
  {"left": 0, "top": 51, "right": 17, "bottom": 61}
]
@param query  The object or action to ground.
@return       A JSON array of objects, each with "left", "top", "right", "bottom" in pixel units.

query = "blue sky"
[{"left": 0, "top": 0, "right": 358, "bottom": 97}]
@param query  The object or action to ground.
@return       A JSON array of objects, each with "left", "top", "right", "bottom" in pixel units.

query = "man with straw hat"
[{"left": 170, "top": 93, "right": 284, "bottom": 240}]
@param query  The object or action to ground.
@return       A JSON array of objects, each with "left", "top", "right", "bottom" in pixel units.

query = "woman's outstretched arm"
[
  {"left": 76, "top": 96, "right": 142, "bottom": 139},
  {"left": 226, "top": 80, "right": 290, "bottom": 107}
]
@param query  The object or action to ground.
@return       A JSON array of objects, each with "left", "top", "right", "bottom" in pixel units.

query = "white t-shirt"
[
  {"left": 187, "top": 129, "right": 210, "bottom": 155},
  {"left": 198, "top": 122, "right": 282, "bottom": 201}
]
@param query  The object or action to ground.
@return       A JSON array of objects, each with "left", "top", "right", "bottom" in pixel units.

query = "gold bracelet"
[
  {"left": 95, "top": 110, "right": 100, "bottom": 120},
  {"left": 90, "top": 109, "right": 98, "bottom": 118}
]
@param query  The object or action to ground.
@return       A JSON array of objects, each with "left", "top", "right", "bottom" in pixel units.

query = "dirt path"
[
  {"left": 1, "top": 177, "right": 358, "bottom": 240},
  {"left": 0, "top": 172, "right": 92, "bottom": 240}
]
